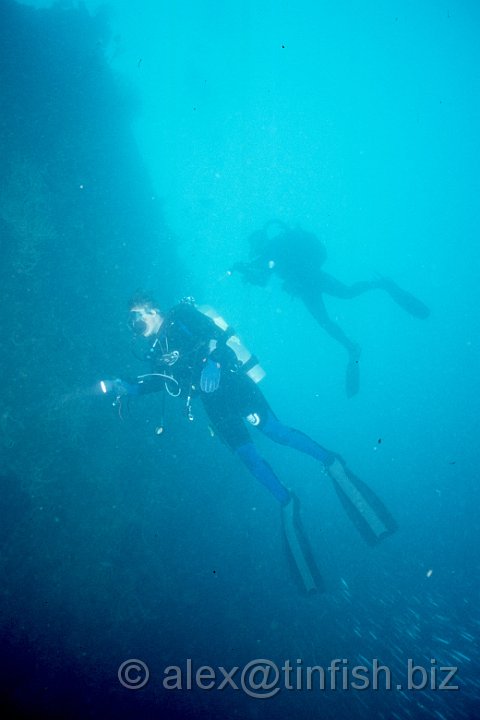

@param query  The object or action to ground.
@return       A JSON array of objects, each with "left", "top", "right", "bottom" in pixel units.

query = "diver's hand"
[
  {"left": 232, "top": 261, "right": 271, "bottom": 287},
  {"left": 200, "top": 359, "right": 221, "bottom": 393}
]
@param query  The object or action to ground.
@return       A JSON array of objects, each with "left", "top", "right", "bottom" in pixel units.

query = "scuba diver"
[
  {"left": 102, "top": 295, "right": 397, "bottom": 594},
  {"left": 230, "top": 220, "right": 430, "bottom": 397}
]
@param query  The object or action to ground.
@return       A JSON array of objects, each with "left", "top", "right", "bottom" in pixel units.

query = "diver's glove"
[{"left": 200, "top": 358, "right": 221, "bottom": 393}]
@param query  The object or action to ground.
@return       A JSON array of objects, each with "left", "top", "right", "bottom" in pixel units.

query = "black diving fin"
[
  {"left": 329, "top": 459, "right": 398, "bottom": 546},
  {"left": 382, "top": 278, "right": 430, "bottom": 319},
  {"left": 282, "top": 494, "right": 324, "bottom": 594}
]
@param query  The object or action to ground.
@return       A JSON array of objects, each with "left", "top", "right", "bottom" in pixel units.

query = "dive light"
[{"left": 100, "top": 379, "right": 113, "bottom": 394}]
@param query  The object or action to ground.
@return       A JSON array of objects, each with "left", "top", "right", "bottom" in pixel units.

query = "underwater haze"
[{"left": 1, "top": 0, "right": 480, "bottom": 718}]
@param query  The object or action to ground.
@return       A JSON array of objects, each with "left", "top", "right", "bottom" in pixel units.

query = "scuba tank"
[{"left": 197, "top": 304, "right": 266, "bottom": 384}]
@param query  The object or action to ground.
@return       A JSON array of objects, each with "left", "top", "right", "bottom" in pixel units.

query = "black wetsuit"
[
  {"left": 239, "top": 228, "right": 328, "bottom": 295},
  {"left": 136, "top": 301, "right": 269, "bottom": 448},
  {"left": 131, "top": 300, "right": 334, "bottom": 504},
  {"left": 235, "top": 228, "right": 365, "bottom": 354},
  {"left": 234, "top": 226, "right": 429, "bottom": 397}
]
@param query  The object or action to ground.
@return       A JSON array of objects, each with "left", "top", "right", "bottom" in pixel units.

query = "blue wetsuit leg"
[
  {"left": 260, "top": 411, "right": 335, "bottom": 466},
  {"left": 236, "top": 443, "right": 290, "bottom": 505}
]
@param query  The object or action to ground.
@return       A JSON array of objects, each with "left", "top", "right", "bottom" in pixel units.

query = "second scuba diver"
[{"left": 231, "top": 220, "right": 430, "bottom": 397}]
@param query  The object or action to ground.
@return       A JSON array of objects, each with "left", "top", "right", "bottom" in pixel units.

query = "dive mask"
[{"left": 129, "top": 308, "right": 151, "bottom": 335}]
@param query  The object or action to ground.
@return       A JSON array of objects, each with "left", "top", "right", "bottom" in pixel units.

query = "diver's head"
[{"left": 128, "top": 294, "right": 163, "bottom": 337}]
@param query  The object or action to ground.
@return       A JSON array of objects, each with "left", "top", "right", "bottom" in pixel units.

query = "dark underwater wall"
[{"left": 0, "top": 1, "right": 184, "bottom": 717}]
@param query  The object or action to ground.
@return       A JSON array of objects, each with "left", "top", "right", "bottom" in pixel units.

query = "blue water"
[{"left": 1, "top": 0, "right": 479, "bottom": 718}]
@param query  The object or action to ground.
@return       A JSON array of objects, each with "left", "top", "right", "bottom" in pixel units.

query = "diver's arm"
[
  {"left": 103, "top": 375, "right": 166, "bottom": 397},
  {"left": 195, "top": 311, "right": 233, "bottom": 390},
  {"left": 195, "top": 309, "right": 239, "bottom": 368},
  {"left": 135, "top": 373, "right": 171, "bottom": 394},
  {"left": 230, "top": 258, "right": 272, "bottom": 287},
  {"left": 186, "top": 306, "right": 238, "bottom": 391}
]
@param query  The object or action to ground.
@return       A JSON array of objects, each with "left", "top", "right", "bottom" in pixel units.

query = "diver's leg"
[
  {"left": 260, "top": 411, "right": 398, "bottom": 547},
  {"left": 260, "top": 411, "right": 335, "bottom": 466},
  {"left": 318, "top": 271, "right": 382, "bottom": 299},
  {"left": 201, "top": 387, "right": 291, "bottom": 505},
  {"left": 236, "top": 442, "right": 290, "bottom": 505},
  {"left": 237, "top": 416, "right": 324, "bottom": 591},
  {"left": 300, "top": 290, "right": 359, "bottom": 354},
  {"left": 321, "top": 271, "right": 430, "bottom": 318},
  {"left": 236, "top": 440, "right": 323, "bottom": 592},
  {"left": 315, "top": 315, "right": 360, "bottom": 355},
  {"left": 234, "top": 383, "right": 324, "bottom": 592},
  {"left": 300, "top": 291, "right": 361, "bottom": 396},
  {"left": 236, "top": 442, "right": 321, "bottom": 592}
]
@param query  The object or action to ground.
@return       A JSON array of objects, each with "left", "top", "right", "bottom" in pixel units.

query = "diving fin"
[
  {"left": 382, "top": 278, "right": 430, "bottom": 319},
  {"left": 282, "top": 494, "right": 324, "bottom": 594},
  {"left": 328, "top": 459, "right": 397, "bottom": 545}
]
